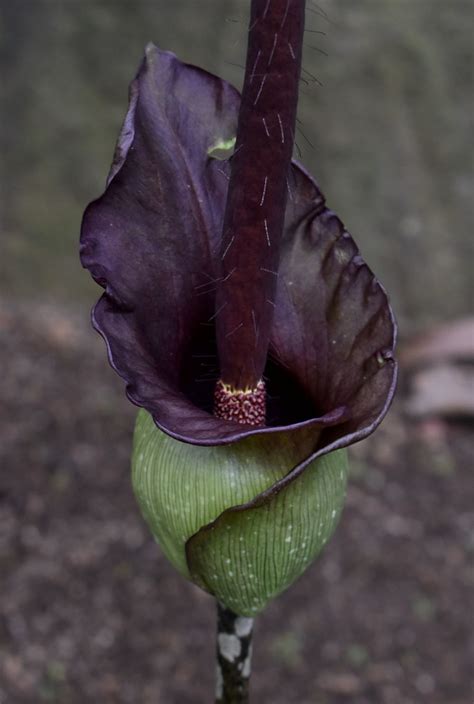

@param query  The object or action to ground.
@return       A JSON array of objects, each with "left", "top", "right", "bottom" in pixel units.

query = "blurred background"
[{"left": 1, "top": 1, "right": 472, "bottom": 702}]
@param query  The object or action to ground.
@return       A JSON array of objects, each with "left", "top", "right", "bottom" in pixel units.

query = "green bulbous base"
[{"left": 132, "top": 410, "right": 348, "bottom": 616}]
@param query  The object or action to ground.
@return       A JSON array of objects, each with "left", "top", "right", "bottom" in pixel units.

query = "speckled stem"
[{"left": 215, "top": 602, "right": 254, "bottom": 704}]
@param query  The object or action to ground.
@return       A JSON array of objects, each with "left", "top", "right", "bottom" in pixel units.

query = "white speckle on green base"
[
  {"left": 218, "top": 633, "right": 241, "bottom": 662},
  {"left": 242, "top": 644, "right": 253, "bottom": 677},
  {"left": 235, "top": 616, "right": 254, "bottom": 638}
]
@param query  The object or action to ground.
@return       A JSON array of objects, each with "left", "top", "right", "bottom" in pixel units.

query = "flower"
[
  {"left": 81, "top": 44, "right": 396, "bottom": 444},
  {"left": 80, "top": 41, "right": 397, "bottom": 614}
]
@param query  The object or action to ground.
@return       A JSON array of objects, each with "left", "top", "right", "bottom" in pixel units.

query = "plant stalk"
[
  {"left": 215, "top": 602, "right": 254, "bottom": 703},
  {"left": 215, "top": 0, "right": 306, "bottom": 390},
  {"left": 214, "top": 1, "right": 305, "bottom": 699}
]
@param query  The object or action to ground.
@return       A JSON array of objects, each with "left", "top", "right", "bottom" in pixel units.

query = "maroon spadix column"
[{"left": 214, "top": 0, "right": 306, "bottom": 426}]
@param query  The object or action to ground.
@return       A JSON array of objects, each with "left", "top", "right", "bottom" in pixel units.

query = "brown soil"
[{"left": 1, "top": 300, "right": 472, "bottom": 704}]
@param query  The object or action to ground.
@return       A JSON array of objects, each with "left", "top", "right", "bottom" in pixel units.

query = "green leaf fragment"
[{"left": 207, "top": 136, "right": 236, "bottom": 160}]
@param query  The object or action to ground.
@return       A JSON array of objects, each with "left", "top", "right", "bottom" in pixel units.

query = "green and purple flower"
[{"left": 80, "top": 0, "right": 396, "bottom": 616}]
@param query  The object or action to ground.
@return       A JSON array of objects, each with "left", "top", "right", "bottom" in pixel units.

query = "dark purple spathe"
[{"left": 80, "top": 45, "right": 397, "bottom": 457}]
